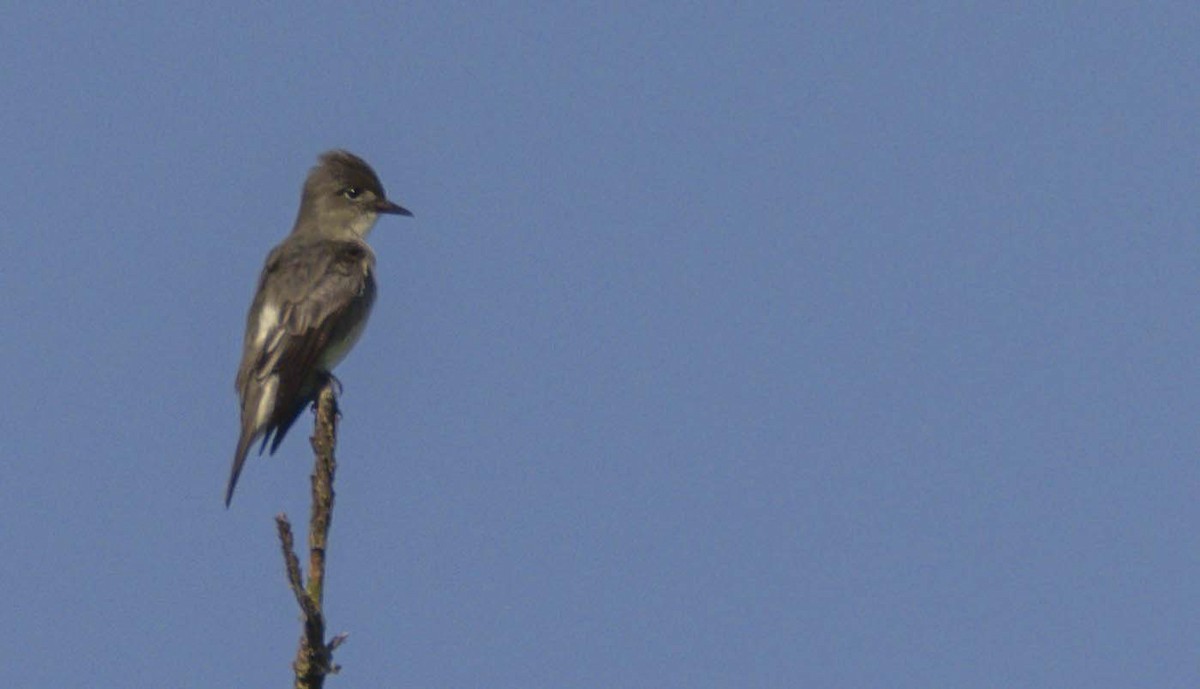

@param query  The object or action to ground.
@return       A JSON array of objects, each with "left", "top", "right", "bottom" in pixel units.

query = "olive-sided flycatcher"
[{"left": 226, "top": 150, "right": 412, "bottom": 505}]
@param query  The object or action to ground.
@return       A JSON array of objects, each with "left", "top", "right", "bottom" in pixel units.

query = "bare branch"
[
  {"left": 276, "top": 379, "right": 344, "bottom": 689},
  {"left": 307, "top": 383, "right": 339, "bottom": 608}
]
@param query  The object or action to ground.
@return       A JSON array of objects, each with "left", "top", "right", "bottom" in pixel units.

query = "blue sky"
[{"left": 2, "top": 3, "right": 1197, "bottom": 687}]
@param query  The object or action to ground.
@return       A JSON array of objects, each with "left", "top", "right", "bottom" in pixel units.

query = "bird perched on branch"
[{"left": 226, "top": 150, "right": 412, "bottom": 506}]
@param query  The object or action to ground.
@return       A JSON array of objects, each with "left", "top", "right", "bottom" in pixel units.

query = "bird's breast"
[
  {"left": 319, "top": 267, "right": 377, "bottom": 371},
  {"left": 320, "top": 309, "right": 371, "bottom": 370}
]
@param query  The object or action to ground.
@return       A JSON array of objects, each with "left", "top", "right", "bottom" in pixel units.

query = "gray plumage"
[{"left": 227, "top": 150, "right": 412, "bottom": 506}]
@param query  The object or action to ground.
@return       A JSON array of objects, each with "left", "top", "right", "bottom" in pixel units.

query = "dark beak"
[{"left": 377, "top": 199, "right": 414, "bottom": 217}]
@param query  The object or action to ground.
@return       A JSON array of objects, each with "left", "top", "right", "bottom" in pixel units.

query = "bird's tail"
[
  {"left": 227, "top": 376, "right": 279, "bottom": 506},
  {"left": 225, "top": 428, "right": 257, "bottom": 507}
]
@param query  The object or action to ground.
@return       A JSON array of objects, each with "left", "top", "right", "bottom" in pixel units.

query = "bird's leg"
[
  {"left": 310, "top": 371, "right": 343, "bottom": 398},
  {"left": 311, "top": 372, "right": 343, "bottom": 417}
]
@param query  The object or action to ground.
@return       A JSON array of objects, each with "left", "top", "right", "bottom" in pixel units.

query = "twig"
[
  {"left": 275, "top": 380, "right": 344, "bottom": 689},
  {"left": 307, "top": 383, "right": 339, "bottom": 608}
]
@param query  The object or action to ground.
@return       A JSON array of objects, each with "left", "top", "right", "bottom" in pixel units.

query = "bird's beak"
[{"left": 376, "top": 199, "right": 414, "bottom": 217}]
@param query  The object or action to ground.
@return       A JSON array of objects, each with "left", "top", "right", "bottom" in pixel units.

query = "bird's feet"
[
  {"left": 311, "top": 372, "right": 343, "bottom": 417},
  {"left": 325, "top": 372, "right": 344, "bottom": 397}
]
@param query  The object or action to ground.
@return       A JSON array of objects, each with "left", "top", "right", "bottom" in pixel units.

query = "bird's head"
[{"left": 295, "top": 150, "right": 412, "bottom": 239}]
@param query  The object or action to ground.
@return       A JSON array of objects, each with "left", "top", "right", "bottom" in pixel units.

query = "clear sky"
[{"left": 2, "top": 3, "right": 1196, "bottom": 687}]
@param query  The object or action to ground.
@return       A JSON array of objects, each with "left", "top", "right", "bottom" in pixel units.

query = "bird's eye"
[{"left": 341, "top": 187, "right": 362, "bottom": 199}]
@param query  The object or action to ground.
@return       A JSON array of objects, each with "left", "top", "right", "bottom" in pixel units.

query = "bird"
[{"left": 226, "top": 150, "right": 412, "bottom": 506}]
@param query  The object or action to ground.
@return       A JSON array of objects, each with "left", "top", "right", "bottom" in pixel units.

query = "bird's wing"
[
  {"left": 230, "top": 239, "right": 374, "bottom": 506},
  {"left": 237, "top": 239, "right": 377, "bottom": 395}
]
